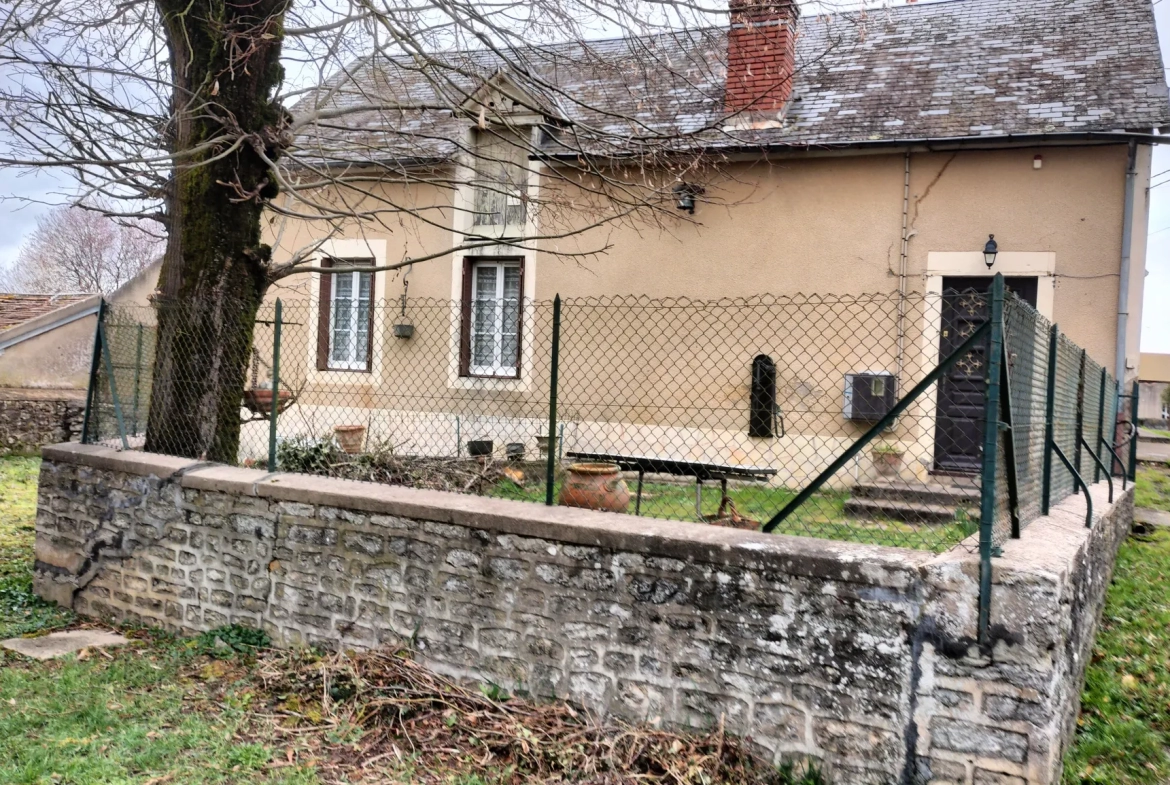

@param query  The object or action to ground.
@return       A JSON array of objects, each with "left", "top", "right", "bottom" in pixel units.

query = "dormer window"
[{"left": 472, "top": 129, "right": 528, "bottom": 231}]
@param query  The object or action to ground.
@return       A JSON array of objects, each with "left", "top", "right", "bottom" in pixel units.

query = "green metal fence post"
[
  {"left": 545, "top": 295, "right": 561, "bottom": 505},
  {"left": 132, "top": 323, "right": 144, "bottom": 435},
  {"left": 1129, "top": 380, "right": 1139, "bottom": 482},
  {"left": 1041, "top": 324, "right": 1059, "bottom": 515},
  {"left": 98, "top": 319, "right": 129, "bottom": 450},
  {"left": 977, "top": 274, "right": 1006, "bottom": 646},
  {"left": 267, "top": 299, "right": 283, "bottom": 473},
  {"left": 1094, "top": 367, "right": 1106, "bottom": 484},
  {"left": 80, "top": 299, "right": 107, "bottom": 444},
  {"left": 1073, "top": 349, "right": 1086, "bottom": 493},
  {"left": 998, "top": 338, "right": 1021, "bottom": 538}
]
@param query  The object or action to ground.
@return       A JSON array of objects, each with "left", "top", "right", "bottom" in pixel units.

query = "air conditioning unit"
[{"left": 844, "top": 372, "right": 897, "bottom": 422}]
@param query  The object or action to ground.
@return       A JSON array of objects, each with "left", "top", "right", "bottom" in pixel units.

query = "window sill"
[{"left": 450, "top": 374, "right": 530, "bottom": 393}]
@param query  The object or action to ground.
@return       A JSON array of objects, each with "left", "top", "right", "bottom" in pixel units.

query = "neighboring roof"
[
  {"left": 1141, "top": 353, "right": 1170, "bottom": 383},
  {"left": 295, "top": 0, "right": 1170, "bottom": 162},
  {"left": 0, "top": 294, "right": 93, "bottom": 332}
]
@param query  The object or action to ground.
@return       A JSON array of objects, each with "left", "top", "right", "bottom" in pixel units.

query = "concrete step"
[
  {"left": 844, "top": 497, "right": 979, "bottom": 525},
  {"left": 852, "top": 479, "right": 980, "bottom": 507}
]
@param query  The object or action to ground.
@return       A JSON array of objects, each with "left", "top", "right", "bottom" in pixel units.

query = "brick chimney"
[{"left": 724, "top": 0, "right": 800, "bottom": 115}]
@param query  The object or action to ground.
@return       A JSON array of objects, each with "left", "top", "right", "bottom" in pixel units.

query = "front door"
[{"left": 933, "top": 276, "right": 1039, "bottom": 474}]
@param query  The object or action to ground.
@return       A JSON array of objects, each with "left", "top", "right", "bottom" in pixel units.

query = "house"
[
  {"left": 242, "top": 0, "right": 1168, "bottom": 482},
  {"left": 0, "top": 263, "right": 160, "bottom": 451},
  {"left": 1139, "top": 352, "right": 1170, "bottom": 424}
]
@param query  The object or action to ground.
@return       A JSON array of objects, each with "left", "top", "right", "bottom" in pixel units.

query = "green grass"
[
  {"left": 489, "top": 478, "right": 978, "bottom": 552},
  {"left": 1135, "top": 464, "right": 1170, "bottom": 513},
  {"left": 0, "top": 456, "right": 73, "bottom": 638},
  {"left": 0, "top": 456, "right": 317, "bottom": 784},
  {"left": 1062, "top": 468, "right": 1170, "bottom": 784},
  {"left": 0, "top": 636, "right": 318, "bottom": 785}
]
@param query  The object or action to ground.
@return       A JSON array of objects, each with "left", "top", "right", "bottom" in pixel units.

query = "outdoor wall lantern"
[
  {"left": 672, "top": 182, "right": 704, "bottom": 214},
  {"left": 983, "top": 234, "right": 999, "bottom": 269}
]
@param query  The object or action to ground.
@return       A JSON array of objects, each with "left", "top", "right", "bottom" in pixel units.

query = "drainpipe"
[
  {"left": 895, "top": 152, "right": 911, "bottom": 385},
  {"left": 1115, "top": 140, "right": 1137, "bottom": 395}
]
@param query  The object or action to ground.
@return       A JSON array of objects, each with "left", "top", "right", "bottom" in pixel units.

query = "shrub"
[{"left": 275, "top": 434, "right": 342, "bottom": 474}]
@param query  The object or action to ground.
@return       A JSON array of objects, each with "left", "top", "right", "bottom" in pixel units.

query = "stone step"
[
  {"left": 843, "top": 497, "right": 979, "bottom": 525},
  {"left": 852, "top": 479, "right": 980, "bottom": 507}
]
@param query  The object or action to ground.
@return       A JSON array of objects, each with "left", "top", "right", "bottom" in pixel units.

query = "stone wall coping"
[
  {"left": 41, "top": 442, "right": 934, "bottom": 587},
  {"left": 925, "top": 479, "right": 1128, "bottom": 586},
  {"left": 43, "top": 442, "right": 201, "bottom": 477}
]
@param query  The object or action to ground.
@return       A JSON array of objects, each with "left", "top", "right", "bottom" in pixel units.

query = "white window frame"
[
  {"left": 328, "top": 260, "right": 374, "bottom": 371},
  {"left": 468, "top": 260, "right": 522, "bottom": 377}
]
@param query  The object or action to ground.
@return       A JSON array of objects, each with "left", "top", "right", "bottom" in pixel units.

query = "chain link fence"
[{"left": 85, "top": 280, "right": 1130, "bottom": 562}]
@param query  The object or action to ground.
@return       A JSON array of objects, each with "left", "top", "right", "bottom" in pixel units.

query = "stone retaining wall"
[
  {"left": 0, "top": 389, "right": 84, "bottom": 453},
  {"left": 32, "top": 443, "right": 1132, "bottom": 784}
]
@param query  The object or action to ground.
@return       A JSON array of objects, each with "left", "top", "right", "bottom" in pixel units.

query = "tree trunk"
[{"left": 144, "top": 0, "right": 289, "bottom": 463}]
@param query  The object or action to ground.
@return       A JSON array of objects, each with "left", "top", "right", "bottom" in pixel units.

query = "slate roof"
[
  {"left": 293, "top": 0, "right": 1170, "bottom": 161},
  {"left": 0, "top": 294, "right": 93, "bottom": 332}
]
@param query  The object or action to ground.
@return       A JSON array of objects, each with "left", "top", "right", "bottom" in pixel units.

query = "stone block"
[{"left": 930, "top": 718, "right": 1028, "bottom": 764}]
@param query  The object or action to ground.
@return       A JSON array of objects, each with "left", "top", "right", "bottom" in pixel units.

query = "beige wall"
[
  {"left": 1141, "top": 352, "right": 1170, "bottom": 383},
  {"left": 266, "top": 144, "right": 1136, "bottom": 368},
  {"left": 0, "top": 314, "right": 97, "bottom": 389}
]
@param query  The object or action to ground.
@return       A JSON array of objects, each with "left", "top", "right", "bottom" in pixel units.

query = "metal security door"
[{"left": 933, "top": 276, "right": 1038, "bottom": 473}]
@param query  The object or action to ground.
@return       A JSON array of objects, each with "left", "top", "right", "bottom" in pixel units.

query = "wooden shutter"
[
  {"left": 316, "top": 258, "right": 333, "bottom": 370},
  {"left": 459, "top": 258, "right": 474, "bottom": 376},
  {"left": 510, "top": 260, "right": 524, "bottom": 378}
]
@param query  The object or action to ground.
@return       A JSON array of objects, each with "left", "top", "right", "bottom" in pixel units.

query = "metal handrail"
[
  {"left": 1100, "top": 438, "right": 1128, "bottom": 491},
  {"left": 1051, "top": 442, "right": 1092, "bottom": 528},
  {"left": 1078, "top": 436, "right": 1113, "bottom": 504}
]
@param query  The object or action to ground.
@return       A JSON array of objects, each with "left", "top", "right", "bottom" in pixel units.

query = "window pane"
[
  {"left": 331, "top": 274, "right": 353, "bottom": 363},
  {"left": 472, "top": 265, "right": 497, "bottom": 366},
  {"left": 355, "top": 273, "right": 371, "bottom": 367},
  {"left": 501, "top": 266, "right": 521, "bottom": 368}
]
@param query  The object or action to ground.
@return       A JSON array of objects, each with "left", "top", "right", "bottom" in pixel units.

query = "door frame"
[{"left": 902, "top": 252, "right": 1056, "bottom": 479}]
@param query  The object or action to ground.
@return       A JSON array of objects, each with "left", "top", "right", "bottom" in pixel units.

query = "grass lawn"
[
  {"left": 489, "top": 477, "right": 978, "bottom": 553},
  {"left": 0, "top": 457, "right": 73, "bottom": 639},
  {"left": 1062, "top": 465, "right": 1170, "bottom": 784},
  {"left": 1134, "top": 462, "right": 1170, "bottom": 513}
]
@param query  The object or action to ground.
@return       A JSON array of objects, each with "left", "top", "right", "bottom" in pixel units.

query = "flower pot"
[
  {"left": 536, "top": 435, "right": 551, "bottom": 457},
  {"left": 334, "top": 425, "right": 366, "bottom": 454},
  {"left": 242, "top": 388, "right": 292, "bottom": 415},
  {"left": 558, "top": 462, "right": 630, "bottom": 513},
  {"left": 393, "top": 322, "right": 414, "bottom": 339},
  {"left": 467, "top": 439, "right": 493, "bottom": 457},
  {"left": 872, "top": 450, "right": 903, "bottom": 477},
  {"left": 505, "top": 442, "right": 525, "bottom": 463}
]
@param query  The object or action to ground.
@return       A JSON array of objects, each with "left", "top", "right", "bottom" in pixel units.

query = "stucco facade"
[{"left": 264, "top": 143, "right": 1149, "bottom": 383}]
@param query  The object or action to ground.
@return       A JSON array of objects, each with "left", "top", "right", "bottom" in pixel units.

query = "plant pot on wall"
[
  {"left": 334, "top": 425, "right": 366, "bottom": 455},
  {"left": 871, "top": 446, "right": 904, "bottom": 477},
  {"left": 393, "top": 321, "right": 414, "bottom": 339},
  {"left": 558, "top": 463, "right": 631, "bottom": 513}
]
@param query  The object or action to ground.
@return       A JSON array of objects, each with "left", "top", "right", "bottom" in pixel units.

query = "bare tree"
[
  {"left": 0, "top": 206, "right": 162, "bottom": 294},
  {"left": 0, "top": 0, "right": 862, "bottom": 461}
]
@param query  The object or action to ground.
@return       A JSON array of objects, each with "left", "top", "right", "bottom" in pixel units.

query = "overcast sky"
[{"left": 1, "top": 0, "right": 1169, "bottom": 352}]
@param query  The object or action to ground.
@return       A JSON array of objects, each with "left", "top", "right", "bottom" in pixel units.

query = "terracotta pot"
[
  {"left": 334, "top": 425, "right": 366, "bottom": 454},
  {"left": 872, "top": 450, "right": 903, "bottom": 477},
  {"left": 558, "top": 463, "right": 630, "bottom": 513},
  {"left": 242, "top": 388, "right": 292, "bottom": 414}
]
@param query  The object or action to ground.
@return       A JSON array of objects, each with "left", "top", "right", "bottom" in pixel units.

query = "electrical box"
[{"left": 844, "top": 372, "right": 897, "bottom": 422}]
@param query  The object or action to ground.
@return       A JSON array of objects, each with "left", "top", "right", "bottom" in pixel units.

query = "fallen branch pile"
[{"left": 249, "top": 647, "right": 818, "bottom": 784}]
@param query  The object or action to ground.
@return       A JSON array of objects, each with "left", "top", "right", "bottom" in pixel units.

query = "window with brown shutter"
[
  {"left": 459, "top": 256, "right": 524, "bottom": 378},
  {"left": 317, "top": 257, "right": 375, "bottom": 372}
]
